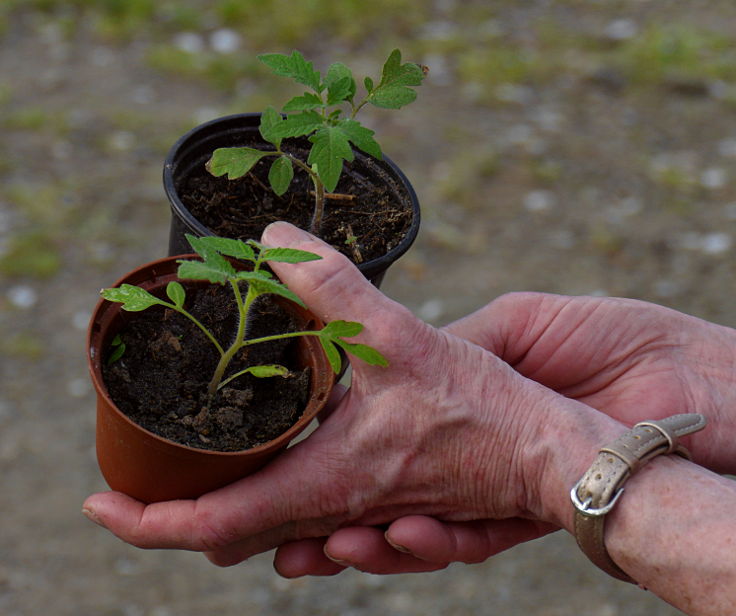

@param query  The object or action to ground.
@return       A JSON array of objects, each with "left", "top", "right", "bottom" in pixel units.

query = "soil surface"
[
  {"left": 2, "top": 2, "right": 736, "bottom": 615},
  {"left": 104, "top": 287, "right": 309, "bottom": 451},
  {"left": 177, "top": 141, "right": 414, "bottom": 264}
]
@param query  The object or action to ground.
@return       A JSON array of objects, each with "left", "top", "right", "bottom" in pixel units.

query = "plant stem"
[
  {"left": 205, "top": 280, "right": 253, "bottom": 400},
  {"left": 283, "top": 152, "right": 325, "bottom": 234}
]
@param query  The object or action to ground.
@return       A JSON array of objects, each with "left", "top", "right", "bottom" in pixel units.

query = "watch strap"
[{"left": 571, "top": 413, "right": 707, "bottom": 583}]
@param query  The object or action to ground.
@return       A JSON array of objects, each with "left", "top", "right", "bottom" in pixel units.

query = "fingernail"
[
  {"left": 385, "top": 534, "right": 413, "bottom": 554},
  {"left": 262, "top": 221, "right": 312, "bottom": 246},
  {"left": 82, "top": 507, "right": 103, "bottom": 527},
  {"left": 323, "top": 547, "right": 352, "bottom": 568}
]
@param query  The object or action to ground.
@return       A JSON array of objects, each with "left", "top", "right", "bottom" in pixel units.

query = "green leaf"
[
  {"left": 326, "top": 62, "right": 356, "bottom": 102},
  {"left": 268, "top": 156, "right": 294, "bottom": 196},
  {"left": 107, "top": 335, "right": 126, "bottom": 365},
  {"left": 319, "top": 338, "right": 342, "bottom": 374},
  {"left": 166, "top": 281, "right": 186, "bottom": 308},
  {"left": 269, "top": 111, "right": 324, "bottom": 140},
  {"left": 184, "top": 235, "right": 238, "bottom": 278},
  {"left": 282, "top": 92, "right": 323, "bottom": 112},
  {"left": 327, "top": 76, "right": 354, "bottom": 105},
  {"left": 336, "top": 119, "right": 382, "bottom": 159},
  {"left": 364, "top": 76, "right": 374, "bottom": 92},
  {"left": 308, "top": 126, "right": 354, "bottom": 192},
  {"left": 368, "top": 49, "right": 424, "bottom": 109},
  {"left": 191, "top": 236, "right": 256, "bottom": 262},
  {"left": 334, "top": 340, "right": 389, "bottom": 367},
  {"left": 260, "top": 247, "right": 322, "bottom": 263},
  {"left": 177, "top": 259, "right": 232, "bottom": 284},
  {"left": 258, "top": 50, "right": 322, "bottom": 92},
  {"left": 245, "top": 364, "right": 291, "bottom": 378},
  {"left": 206, "top": 147, "right": 269, "bottom": 179},
  {"left": 259, "top": 106, "right": 284, "bottom": 148},
  {"left": 235, "top": 271, "right": 306, "bottom": 307},
  {"left": 321, "top": 320, "right": 364, "bottom": 338},
  {"left": 101, "top": 284, "right": 166, "bottom": 311}
]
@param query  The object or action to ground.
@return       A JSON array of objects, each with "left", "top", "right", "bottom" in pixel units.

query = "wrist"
[{"left": 523, "top": 390, "right": 624, "bottom": 531}]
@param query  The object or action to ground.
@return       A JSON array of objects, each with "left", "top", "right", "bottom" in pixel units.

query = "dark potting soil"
[
  {"left": 177, "top": 145, "right": 413, "bottom": 264},
  {"left": 102, "top": 284, "right": 310, "bottom": 452}
]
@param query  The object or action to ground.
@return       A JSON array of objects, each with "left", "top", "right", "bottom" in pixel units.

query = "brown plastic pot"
[{"left": 87, "top": 255, "right": 335, "bottom": 503}]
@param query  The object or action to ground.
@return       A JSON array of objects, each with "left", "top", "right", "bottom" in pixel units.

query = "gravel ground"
[{"left": 2, "top": 2, "right": 736, "bottom": 614}]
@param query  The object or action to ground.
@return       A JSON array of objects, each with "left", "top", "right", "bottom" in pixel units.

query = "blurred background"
[{"left": 2, "top": 1, "right": 736, "bottom": 614}]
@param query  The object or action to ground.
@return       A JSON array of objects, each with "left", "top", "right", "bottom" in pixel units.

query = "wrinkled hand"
[
  {"left": 310, "top": 292, "right": 736, "bottom": 577},
  {"left": 83, "top": 223, "right": 613, "bottom": 571}
]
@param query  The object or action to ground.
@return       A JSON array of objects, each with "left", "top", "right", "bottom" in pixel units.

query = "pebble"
[
  {"left": 210, "top": 29, "right": 241, "bottom": 54},
  {"left": 417, "top": 299, "right": 445, "bottom": 322},
  {"left": 7, "top": 286, "right": 38, "bottom": 309},
  {"left": 523, "top": 190, "right": 556, "bottom": 212},
  {"left": 700, "top": 167, "right": 727, "bottom": 189},
  {"left": 173, "top": 32, "right": 205, "bottom": 54},
  {"left": 604, "top": 18, "right": 638, "bottom": 41}
]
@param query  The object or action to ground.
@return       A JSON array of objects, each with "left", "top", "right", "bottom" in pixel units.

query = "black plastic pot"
[{"left": 163, "top": 113, "right": 420, "bottom": 287}]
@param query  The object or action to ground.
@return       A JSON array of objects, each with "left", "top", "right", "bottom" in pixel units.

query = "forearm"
[
  {"left": 606, "top": 457, "right": 736, "bottom": 615},
  {"left": 536, "top": 404, "right": 736, "bottom": 615}
]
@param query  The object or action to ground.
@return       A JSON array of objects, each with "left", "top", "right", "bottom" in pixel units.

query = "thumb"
[{"left": 261, "top": 222, "right": 421, "bottom": 346}]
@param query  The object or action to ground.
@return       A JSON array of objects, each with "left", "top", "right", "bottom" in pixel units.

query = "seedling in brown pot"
[
  {"left": 205, "top": 49, "right": 425, "bottom": 234},
  {"left": 100, "top": 234, "right": 387, "bottom": 419}
]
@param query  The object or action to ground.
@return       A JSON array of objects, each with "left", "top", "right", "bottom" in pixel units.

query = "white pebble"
[
  {"left": 417, "top": 299, "right": 445, "bottom": 322},
  {"left": 173, "top": 32, "right": 205, "bottom": 54},
  {"left": 523, "top": 190, "right": 556, "bottom": 212},
  {"left": 7, "top": 285, "right": 37, "bottom": 309},
  {"left": 604, "top": 19, "right": 638, "bottom": 41},
  {"left": 701, "top": 232, "right": 732, "bottom": 255},
  {"left": 700, "top": 167, "right": 727, "bottom": 189},
  {"left": 210, "top": 29, "right": 241, "bottom": 54}
]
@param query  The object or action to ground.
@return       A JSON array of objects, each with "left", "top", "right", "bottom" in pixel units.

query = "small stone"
[
  {"left": 700, "top": 167, "right": 727, "bottom": 189},
  {"left": 523, "top": 190, "right": 556, "bottom": 212},
  {"left": 604, "top": 19, "right": 638, "bottom": 41},
  {"left": 173, "top": 32, "right": 205, "bottom": 54},
  {"left": 210, "top": 29, "right": 241, "bottom": 54},
  {"left": 701, "top": 232, "right": 732, "bottom": 255},
  {"left": 7, "top": 286, "right": 37, "bottom": 309}
]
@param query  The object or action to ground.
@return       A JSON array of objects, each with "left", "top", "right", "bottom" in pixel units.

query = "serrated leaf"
[
  {"left": 368, "top": 48, "right": 424, "bottom": 109},
  {"left": 334, "top": 340, "right": 389, "bottom": 367},
  {"left": 101, "top": 284, "right": 165, "bottom": 311},
  {"left": 268, "top": 156, "right": 294, "bottom": 196},
  {"left": 326, "top": 62, "right": 356, "bottom": 101},
  {"left": 326, "top": 76, "right": 354, "bottom": 105},
  {"left": 258, "top": 50, "right": 322, "bottom": 92},
  {"left": 282, "top": 92, "right": 323, "bottom": 112},
  {"left": 307, "top": 126, "right": 354, "bottom": 192},
  {"left": 336, "top": 119, "right": 382, "bottom": 159},
  {"left": 319, "top": 338, "right": 342, "bottom": 374},
  {"left": 245, "top": 364, "right": 291, "bottom": 378},
  {"left": 260, "top": 247, "right": 322, "bottom": 264},
  {"left": 206, "top": 147, "right": 269, "bottom": 179},
  {"left": 177, "top": 260, "right": 231, "bottom": 284},
  {"left": 259, "top": 106, "right": 284, "bottom": 148},
  {"left": 184, "top": 235, "right": 238, "bottom": 277},
  {"left": 268, "top": 111, "right": 324, "bottom": 140},
  {"left": 166, "top": 281, "right": 186, "bottom": 308},
  {"left": 236, "top": 272, "right": 306, "bottom": 307},
  {"left": 191, "top": 236, "right": 256, "bottom": 262},
  {"left": 321, "top": 320, "right": 364, "bottom": 338}
]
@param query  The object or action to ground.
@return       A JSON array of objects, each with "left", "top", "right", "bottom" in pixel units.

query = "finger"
[
  {"left": 385, "top": 516, "right": 558, "bottom": 563},
  {"left": 273, "top": 538, "right": 346, "bottom": 578},
  {"left": 82, "top": 438, "right": 348, "bottom": 554},
  {"left": 261, "top": 223, "right": 429, "bottom": 369},
  {"left": 324, "top": 527, "right": 448, "bottom": 574}
]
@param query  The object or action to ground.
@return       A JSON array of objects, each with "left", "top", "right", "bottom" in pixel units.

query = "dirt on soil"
[
  {"left": 2, "top": 2, "right": 736, "bottom": 615},
  {"left": 104, "top": 287, "right": 309, "bottom": 452}
]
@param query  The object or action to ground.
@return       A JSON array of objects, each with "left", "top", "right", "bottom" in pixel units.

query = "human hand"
[
  {"left": 82, "top": 223, "right": 620, "bottom": 570},
  {"left": 311, "top": 292, "right": 736, "bottom": 577},
  {"left": 442, "top": 292, "right": 735, "bottom": 474}
]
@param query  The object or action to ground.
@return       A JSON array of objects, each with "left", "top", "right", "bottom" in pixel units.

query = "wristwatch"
[{"left": 570, "top": 413, "right": 707, "bottom": 582}]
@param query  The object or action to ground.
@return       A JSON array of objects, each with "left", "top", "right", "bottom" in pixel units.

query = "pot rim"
[
  {"left": 87, "top": 254, "right": 334, "bottom": 458},
  {"left": 162, "top": 112, "right": 421, "bottom": 278}
]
